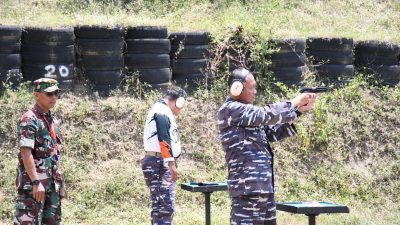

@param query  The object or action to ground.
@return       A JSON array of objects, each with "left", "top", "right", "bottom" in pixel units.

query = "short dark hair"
[
  {"left": 165, "top": 87, "right": 187, "bottom": 100},
  {"left": 228, "top": 67, "right": 249, "bottom": 87}
]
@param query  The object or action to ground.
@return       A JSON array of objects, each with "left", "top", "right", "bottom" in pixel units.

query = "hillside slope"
[{"left": 0, "top": 79, "right": 399, "bottom": 224}]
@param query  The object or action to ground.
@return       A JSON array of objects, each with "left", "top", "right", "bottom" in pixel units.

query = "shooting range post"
[
  {"left": 276, "top": 201, "right": 350, "bottom": 225},
  {"left": 181, "top": 182, "right": 228, "bottom": 225}
]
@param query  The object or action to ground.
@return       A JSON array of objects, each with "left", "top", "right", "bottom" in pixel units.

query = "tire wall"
[
  {"left": 75, "top": 25, "right": 125, "bottom": 96},
  {"left": 1, "top": 24, "right": 399, "bottom": 93},
  {"left": 21, "top": 27, "right": 75, "bottom": 90},
  {"left": 268, "top": 38, "right": 308, "bottom": 86},
  {"left": 125, "top": 26, "right": 171, "bottom": 93},
  {"left": 169, "top": 31, "right": 212, "bottom": 92},
  {"left": 0, "top": 26, "right": 22, "bottom": 90},
  {"left": 268, "top": 37, "right": 399, "bottom": 86},
  {"left": 354, "top": 41, "right": 400, "bottom": 85},
  {"left": 306, "top": 37, "right": 355, "bottom": 85}
]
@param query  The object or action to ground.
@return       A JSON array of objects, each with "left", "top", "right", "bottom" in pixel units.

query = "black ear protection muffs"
[{"left": 229, "top": 68, "right": 250, "bottom": 96}]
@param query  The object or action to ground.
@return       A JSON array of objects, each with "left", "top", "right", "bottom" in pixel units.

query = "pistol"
[
  {"left": 300, "top": 87, "right": 328, "bottom": 93},
  {"left": 190, "top": 182, "right": 219, "bottom": 186}
]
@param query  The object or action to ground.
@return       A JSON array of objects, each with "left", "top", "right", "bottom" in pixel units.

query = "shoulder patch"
[{"left": 20, "top": 110, "right": 38, "bottom": 121}]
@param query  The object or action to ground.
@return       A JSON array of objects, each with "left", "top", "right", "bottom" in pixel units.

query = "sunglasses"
[{"left": 43, "top": 91, "right": 59, "bottom": 97}]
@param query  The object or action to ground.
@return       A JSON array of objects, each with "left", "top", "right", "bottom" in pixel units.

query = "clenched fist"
[{"left": 291, "top": 93, "right": 317, "bottom": 108}]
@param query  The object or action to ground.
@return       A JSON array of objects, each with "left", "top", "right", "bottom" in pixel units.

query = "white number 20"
[{"left": 44, "top": 65, "right": 70, "bottom": 78}]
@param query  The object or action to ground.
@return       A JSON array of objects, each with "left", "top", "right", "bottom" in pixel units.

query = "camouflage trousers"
[
  {"left": 142, "top": 155, "right": 176, "bottom": 225},
  {"left": 231, "top": 193, "right": 276, "bottom": 225},
  {"left": 14, "top": 182, "right": 61, "bottom": 225}
]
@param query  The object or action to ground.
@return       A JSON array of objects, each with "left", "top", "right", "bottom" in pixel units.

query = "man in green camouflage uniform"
[{"left": 14, "top": 78, "right": 66, "bottom": 225}]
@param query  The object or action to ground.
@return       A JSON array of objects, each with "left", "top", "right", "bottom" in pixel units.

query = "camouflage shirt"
[
  {"left": 16, "top": 104, "right": 63, "bottom": 192},
  {"left": 218, "top": 97, "right": 297, "bottom": 197}
]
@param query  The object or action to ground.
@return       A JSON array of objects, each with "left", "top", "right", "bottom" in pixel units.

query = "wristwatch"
[
  {"left": 32, "top": 179, "right": 40, "bottom": 186},
  {"left": 287, "top": 101, "right": 297, "bottom": 114}
]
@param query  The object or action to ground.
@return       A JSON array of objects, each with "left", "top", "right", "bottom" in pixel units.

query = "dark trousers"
[
  {"left": 231, "top": 193, "right": 277, "bottom": 225},
  {"left": 142, "top": 156, "right": 176, "bottom": 225},
  {"left": 14, "top": 183, "right": 61, "bottom": 225}
]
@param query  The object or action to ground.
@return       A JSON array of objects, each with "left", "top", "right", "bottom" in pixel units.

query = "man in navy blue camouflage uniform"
[
  {"left": 218, "top": 68, "right": 317, "bottom": 225},
  {"left": 142, "top": 87, "right": 187, "bottom": 225}
]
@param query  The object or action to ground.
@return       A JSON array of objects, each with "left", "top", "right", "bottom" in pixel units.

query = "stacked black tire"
[
  {"left": 268, "top": 38, "right": 308, "bottom": 85},
  {"left": 125, "top": 26, "right": 171, "bottom": 92},
  {"left": 75, "top": 26, "right": 124, "bottom": 96},
  {"left": 0, "top": 26, "right": 22, "bottom": 90},
  {"left": 21, "top": 27, "right": 75, "bottom": 89},
  {"left": 169, "top": 32, "right": 211, "bottom": 91},
  {"left": 307, "top": 37, "right": 354, "bottom": 84},
  {"left": 354, "top": 41, "right": 400, "bottom": 85}
]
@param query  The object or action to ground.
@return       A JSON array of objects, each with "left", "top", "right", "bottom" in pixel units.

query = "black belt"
[{"left": 145, "top": 151, "right": 162, "bottom": 157}]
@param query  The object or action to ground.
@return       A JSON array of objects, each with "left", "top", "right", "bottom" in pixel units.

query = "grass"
[
  {"left": 0, "top": 77, "right": 399, "bottom": 224},
  {"left": 0, "top": 0, "right": 399, "bottom": 43},
  {"left": 1, "top": 0, "right": 400, "bottom": 224}
]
